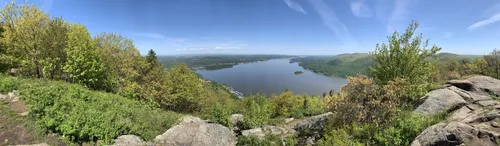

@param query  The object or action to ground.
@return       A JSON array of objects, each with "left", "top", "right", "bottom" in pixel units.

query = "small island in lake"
[{"left": 294, "top": 71, "right": 303, "bottom": 75}]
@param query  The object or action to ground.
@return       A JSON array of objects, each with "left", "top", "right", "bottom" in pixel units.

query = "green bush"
[
  {"left": 319, "top": 111, "right": 445, "bottom": 146},
  {"left": 317, "top": 128, "right": 363, "bottom": 146},
  {"left": 18, "top": 78, "right": 182, "bottom": 144},
  {"left": 300, "top": 96, "right": 326, "bottom": 117},
  {"left": 238, "top": 94, "right": 271, "bottom": 129},
  {"left": 0, "top": 75, "right": 18, "bottom": 93},
  {"left": 236, "top": 135, "right": 286, "bottom": 146},
  {"left": 373, "top": 111, "right": 445, "bottom": 146},
  {"left": 206, "top": 103, "right": 232, "bottom": 127}
]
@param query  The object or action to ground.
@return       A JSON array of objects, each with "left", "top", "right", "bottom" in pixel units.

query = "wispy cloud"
[
  {"left": 350, "top": 0, "right": 372, "bottom": 17},
  {"left": 283, "top": 0, "right": 307, "bottom": 14},
  {"left": 132, "top": 32, "right": 167, "bottom": 39},
  {"left": 308, "top": 0, "right": 356, "bottom": 45},
  {"left": 443, "top": 32, "right": 454, "bottom": 39},
  {"left": 386, "top": 0, "right": 411, "bottom": 33},
  {"left": 468, "top": 13, "right": 500, "bottom": 31}
]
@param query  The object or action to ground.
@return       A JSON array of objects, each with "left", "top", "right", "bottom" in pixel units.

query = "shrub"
[
  {"left": 269, "top": 90, "right": 302, "bottom": 118},
  {"left": 370, "top": 21, "right": 440, "bottom": 103},
  {"left": 317, "top": 128, "right": 363, "bottom": 146},
  {"left": 0, "top": 75, "right": 18, "bottom": 93},
  {"left": 206, "top": 103, "right": 232, "bottom": 127},
  {"left": 328, "top": 76, "right": 396, "bottom": 126},
  {"left": 161, "top": 64, "right": 204, "bottom": 113},
  {"left": 237, "top": 135, "right": 291, "bottom": 146},
  {"left": 320, "top": 111, "right": 445, "bottom": 146},
  {"left": 373, "top": 111, "right": 445, "bottom": 146},
  {"left": 238, "top": 93, "right": 271, "bottom": 129},
  {"left": 18, "top": 78, "right": 182, "bottom": 144},
  {"left": 301, "top": 95, "right": 326, "bottom": 117}
]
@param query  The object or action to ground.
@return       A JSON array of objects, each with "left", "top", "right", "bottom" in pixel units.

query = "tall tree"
[
  {"left": 472, "top": 58, "right": 488, "bottom": 75},
  {"left": 162, "top": 64, "right": 204, "bottom": 112},
  {"left": 370, "top": 21, "right": 441, "bottom": 85},
  {"left": 63, "top": 24, "right": 107, "bottom": 90},
  {"left": 369, "top": 21, "right": 441, "bottom": 102},
  {"left": 94, "top": 33, "right": 143, "bottom": 95},
  {"left": 0, "top": 1, "right": 50, "bottom": 77},
  {"left": 485, "top": 49, "right": 500, "bottom": 79},
  {"left": 41, "top": 18, "right": 68, "bottom": 79}
]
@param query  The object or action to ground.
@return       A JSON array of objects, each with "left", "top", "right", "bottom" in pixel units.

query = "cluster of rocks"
[
  {"left": 113, "top": 112, "right": 333, "bottom": 146},
  {"left": 412, "top": 76, "right": 500, "bottom": 146},
  {"left": 114, "top": 116, "right": 237, "bottom": 146}
]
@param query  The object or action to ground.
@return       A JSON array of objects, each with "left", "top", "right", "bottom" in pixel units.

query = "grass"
[{"left": 0, "top": 76, "right": 183, "bottom": 145}]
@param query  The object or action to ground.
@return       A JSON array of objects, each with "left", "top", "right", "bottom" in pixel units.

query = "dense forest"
[
  {"left": 158, "top": 55, "right": 294, "bottom": 70},
  {"left": 292, "top": 52, "right": 482, "bottom": 77},
  {"left": 2, "top": 1, "right": 500, "bottom": 146}
]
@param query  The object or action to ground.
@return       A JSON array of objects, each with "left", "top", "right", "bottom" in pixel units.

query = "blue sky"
[{"left": 2, "top": 0, "right": 500, "bottom": 55}]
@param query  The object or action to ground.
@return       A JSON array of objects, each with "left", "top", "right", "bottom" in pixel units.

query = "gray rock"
[
  {"left": 0, "top": 94, "right": 7, "bottom": 100},
  {"left": 8, "top": 91, "right": 18, "bottom": 102},
  {"left": 242, "top": 128, "right": 265, "bottom": 139},
  {"left": 284, "top": 118, "right": 294, "bottom": 123},
  {"left": 447, "top": 106, "right": 472, "bottom": 121},
  {"left": 447, "top": 86, "right": 473, "bottom": 102},
  {"left": 448, "top": 80, "right": 475, "bottom": 91},
  {"left": 411, "top": 122, "right": 498, "bottom": 146},
  {"left": 153, "top": 116, "right": 237, "bottom": 146},
  {"left": 113, "top": 135, "right": 144, "bottom": 146},
  {"left": 294, "top": 112, "right": 333, "bottom": 145},
  {"left": 230, "top": 114, "right": 244, "bottom": 126},
  {"left": 414, "top": 89, "right": 467, "bottom": 115},
  {"left": 476, "top": 100, "right": 500, "bottom": 107},
  {"left": 469, "top": 76, "right": 500, "bottom": 95}
]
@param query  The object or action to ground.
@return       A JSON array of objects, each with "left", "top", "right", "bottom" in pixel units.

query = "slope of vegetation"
[
  {"left": 158, "top": 55, "right": 294, "bottom": 70},
  {"left": 292, "top": 52, "right": 480, "bottom": 77}
]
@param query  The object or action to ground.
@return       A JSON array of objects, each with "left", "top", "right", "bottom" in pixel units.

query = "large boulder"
[
  {"left": 468, "top": 76, "right": 500, "bottom": 96},
  {"left": 412, "top": 76, "right": 500, "bottom": 146},
  {"left": 153, "top": 116, "right": 237, "bottom": 146},
  {"left": 414, "top": 89, "right": 467, "bottom": 115},
  {"left": 411, "top": 122, "right": 498, "bottom": 146},
  {"left": 294, "top": 112, "right": 333, "bottom": 145}
]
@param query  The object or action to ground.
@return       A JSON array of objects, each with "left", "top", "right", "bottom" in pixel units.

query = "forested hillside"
[
  {"left": 159, "top": 55, "right": 294, "bottom": 70},
  {"left": 292, "top": 52, "right": 480, "bottom": 77}
]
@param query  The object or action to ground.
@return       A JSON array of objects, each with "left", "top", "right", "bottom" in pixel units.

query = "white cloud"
[
  {"left": 387, "top": 0, "right": 411, "bottom": 33},
  {"left": 468, "top": 13, "right": 500, "bottom": 31},
  {"left": 443, "top": 32, "right": 454, "bottom": 39},
  {"left": 308, "top": 0, "right": 356, "bottom": 45},
  {"left": 283, "top": 0, "right": 307, "bottom": 14},
  {"left": 350, "top": 0, "right": 372, "bottom": 17},
  {"left": 131, "top": 33, "right": 167, "bottom": 39}
]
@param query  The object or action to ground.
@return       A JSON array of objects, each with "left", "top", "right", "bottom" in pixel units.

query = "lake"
[{"left": 197, "top": 58, "right": 347, "bottom": 96}]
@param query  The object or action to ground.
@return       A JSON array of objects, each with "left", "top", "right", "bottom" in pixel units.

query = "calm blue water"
[{"left": 197, "top": 58, "right": 347, "bottom": 96}]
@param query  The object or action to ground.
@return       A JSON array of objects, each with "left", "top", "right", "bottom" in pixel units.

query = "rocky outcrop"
[
  {"left": 294, "top": 112, "right": 333, "bottom": 145},
  {"left": 414, "top": 89, "right": 467, "bottom": 115},
  {"left": 112, "top": 116, "right": 237, "bottom": 146},
  {"left": 412, "top": 76, "right": 500, "bottom": 146},
  {"left": 153, "top": 116, "right": 237, "bottom": 146}
]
